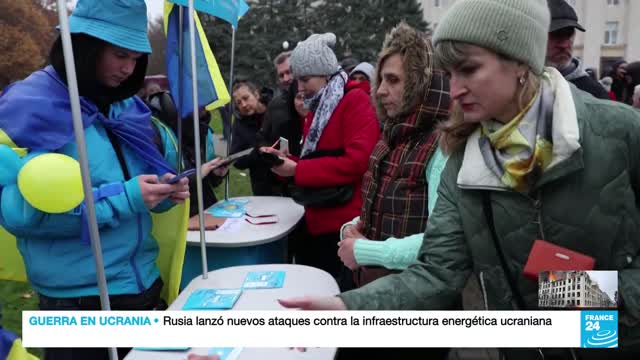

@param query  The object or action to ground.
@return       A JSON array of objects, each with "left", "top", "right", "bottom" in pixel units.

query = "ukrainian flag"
[
  {"left": 164, "top": 1, "right": 233, "bottom": 118},
  {"left": 166, "top": 0, "right": 249, "bottom": 28}
]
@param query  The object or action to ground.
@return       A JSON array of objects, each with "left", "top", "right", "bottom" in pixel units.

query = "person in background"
[
  {"left": 274, "top": 51, "right": 293, "bottom": 93},
  {"left": 545, "top": 0, "right": 609, "bottom": 99},
  {"left": 262, "top": 33, "right": 379, "bottom": 289},
  {"left": 348, "top": 62, "right": 374, "bottom": 84},
  {"left": 280, "top": 1, "right": 640, "bottom": 358},
  {"left": 599, "top": 76, "right": 615, "bottom": 99},
  {"left": 610, "top": 60, "right": 633, "bottom": 104},
  {"left": 337, "top": 22, "right": 453, "bottom": 360},
  {"left": 0, "top": 1, "right": 189, "bottom": 359},
  {"left": 340, "top": 57, "right": 360, "bottom": 74},
  {"left": 633, "top": 84, "right": 640, "bottom": 109},
  {"left": 230, "top": 80, "right": 277, "bottom": 195}
]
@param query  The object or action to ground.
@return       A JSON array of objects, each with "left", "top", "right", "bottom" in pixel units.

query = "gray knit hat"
[
  {"left": 433, "top": 0, "right": 550, "bottom": 75},
  {"left": 290, "top": 33, "right": 339, "bottom": 77}
]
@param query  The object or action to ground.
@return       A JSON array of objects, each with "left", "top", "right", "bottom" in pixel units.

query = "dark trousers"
[
  {"left": 39, "top": 278, "right": 163, "bottom": 360},
  {"left": 295, "top": 231, "right": 355, "bottom": 292}
]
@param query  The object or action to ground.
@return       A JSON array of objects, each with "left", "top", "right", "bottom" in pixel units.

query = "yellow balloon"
[{"left": 17, "top": 154, "right": 85, "bottom": 214}]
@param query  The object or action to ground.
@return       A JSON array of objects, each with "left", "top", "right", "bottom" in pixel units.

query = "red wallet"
[{"left": 522, "top": 240, "right": 595, "bottom": 281}]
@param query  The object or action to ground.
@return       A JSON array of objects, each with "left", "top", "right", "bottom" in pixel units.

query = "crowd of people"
[{"left": 2, "top": 0, "right": 640, "bottom": 359}]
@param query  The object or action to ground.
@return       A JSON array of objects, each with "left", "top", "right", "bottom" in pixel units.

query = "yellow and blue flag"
[
  {"left": 166, "top": 0, "right": 249, "bottom": 27},
  {"left": 164, "top": 1, "right": 235, "bottom": 118}
]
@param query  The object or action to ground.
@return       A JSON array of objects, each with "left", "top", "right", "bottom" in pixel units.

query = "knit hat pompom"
[{"left": 290, "top": 33, "right": 340, "bottom": 78}]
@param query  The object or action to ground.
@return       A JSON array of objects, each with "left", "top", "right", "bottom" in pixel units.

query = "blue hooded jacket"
[{"left": 0, "top": 66, "right": 178, "bottom": 298}]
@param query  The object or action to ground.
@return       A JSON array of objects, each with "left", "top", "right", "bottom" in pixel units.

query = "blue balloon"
[{"left": 0, "top": 145, "right": 22, "bottom": 185}]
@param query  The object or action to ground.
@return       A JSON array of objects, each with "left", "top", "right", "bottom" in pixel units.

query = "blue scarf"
[{"left": 0, "top": 66, "right": 173, "bottom": 175}]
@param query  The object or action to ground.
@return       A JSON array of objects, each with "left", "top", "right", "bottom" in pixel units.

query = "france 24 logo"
[{"left": 581, "top": 311, "right": 618, "bottom": 348}]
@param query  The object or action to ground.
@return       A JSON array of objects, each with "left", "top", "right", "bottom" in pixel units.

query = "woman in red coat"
[{"left": 261, "top": 33, "right": 380, "bottom": 288}]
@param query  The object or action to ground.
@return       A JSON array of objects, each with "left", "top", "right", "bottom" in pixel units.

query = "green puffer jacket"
[{"left": 339, "top": 69, "right": 640, "bottom": 348}]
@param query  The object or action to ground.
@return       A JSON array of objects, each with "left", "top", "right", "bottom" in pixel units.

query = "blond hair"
[{"left": 434, "top": 41, "right": 540, "bottom": 154}]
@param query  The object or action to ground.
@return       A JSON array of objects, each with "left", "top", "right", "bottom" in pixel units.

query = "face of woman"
[
  {"left": 616, "top": 62, "right": 628, "bottom": 79},
  {"left": 297, "top": 76, "right": 328, "bottom": 98},
  {"left": 233, "top": 85, "right": 260, "bottom": 116},
  {"left": 446, "top": 45, "right": 526, "bottom": 124},
  {"left": 294, "top": 91, "right": 308, "bottom": 118},
  {"left": 96, "top": 44, "right": 142, "bottom": 88}
]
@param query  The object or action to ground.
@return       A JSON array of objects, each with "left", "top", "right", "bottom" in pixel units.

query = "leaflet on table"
[
  {"left": 209, "top": 347, "right": 243, "bottom": 360},
  {"left": 242, "top": 271, "right": 286, "bottom": 289},
  {"left": 182, "top": 289, "right": 242, "bottom": 310},
  {"left": 208, "top": 199, "right": 250, "bottom": 218}
]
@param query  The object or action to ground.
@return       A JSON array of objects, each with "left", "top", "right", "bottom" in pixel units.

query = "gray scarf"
[{"left": 301, "top": 71, "right": 347, "bottom": 157}]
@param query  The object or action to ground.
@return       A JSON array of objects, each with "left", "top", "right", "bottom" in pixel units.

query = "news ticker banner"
[{"left": 22, "top": 310, "right": 617, "bottom": 349}]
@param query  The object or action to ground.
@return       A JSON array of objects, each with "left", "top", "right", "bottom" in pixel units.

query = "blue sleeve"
[
  {"left": 0, "top": 178, "right": 147, "bottom": 239},
  {"left": 426, "top": 147, "right": 449, "bottom": 215}
]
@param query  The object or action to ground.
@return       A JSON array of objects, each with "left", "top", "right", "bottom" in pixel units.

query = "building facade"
[
  {"left": 421, "top": 0, "right": 640, "bottom": 76},
  {"left": 538, "top": 271, "right": 616, "bottom": 308}
]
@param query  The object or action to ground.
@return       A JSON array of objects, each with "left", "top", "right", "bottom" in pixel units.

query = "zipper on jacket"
[
  {"left": 531, "top": 191, "right": 546, "bottom": 240},
  {"left": 479, "top": 272, "right": 489, "bottom": 311},
  {"left": 129, "top": 214, "right": 145, "bottom": 293}
]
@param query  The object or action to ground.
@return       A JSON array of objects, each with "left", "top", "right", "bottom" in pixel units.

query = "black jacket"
[{"left": 258, "top": 80, "right": 304, "bottom": 157}]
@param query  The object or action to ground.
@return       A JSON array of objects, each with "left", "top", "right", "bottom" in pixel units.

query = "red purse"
[{"left": 522, "top": 240, "right": 595, "bottom": 281}]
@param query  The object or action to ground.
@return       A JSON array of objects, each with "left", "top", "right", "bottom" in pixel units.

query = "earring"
[{"left": 519, "top": 75, "right": 527, "bottom": 86}]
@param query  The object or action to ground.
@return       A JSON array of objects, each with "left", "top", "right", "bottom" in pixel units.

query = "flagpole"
[
  {"left": 188, "top": 0, "right": 209, "bottom": 280},
  {"left": 56, "top": 1, "right": 117, "bottom": 359},
  {"left": 176, "top": 5, "right": 184, "bottom": 172},
  {"left": 224, "top": 25, "right": 237, "bottom": 201}
]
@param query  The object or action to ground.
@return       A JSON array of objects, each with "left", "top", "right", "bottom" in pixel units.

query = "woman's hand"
[
  {"left": 260, "top": 146, "right": 297, "bottom": 177},
  {"left": 159, "top": 173, "right": 190, "bottom": 204},
  {"left": 202, "top": 157, "right": 229, "bottom": 177},
  {"left": 338, "top": 236, "right": 361, "bottom": 270},
  {"left": 277, "top": 296, "right": 348, "bottom": 310},
  {"left": 138, "top": 174, "right": 188, "bottom": 208}
]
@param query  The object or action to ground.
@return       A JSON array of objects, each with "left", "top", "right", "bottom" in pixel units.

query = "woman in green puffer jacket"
[{"left": 280, "top": 0, "right": 640, "bottom": 358}]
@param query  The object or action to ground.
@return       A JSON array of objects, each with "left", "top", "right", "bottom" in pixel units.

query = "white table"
[
  {"left": 186, "top": 196, "right": 305, "bottom": 247},
  {"left": 126, "top": 264, "right": 339, "bottom": 360},
  {"left": 181, "top": 197, "right": 305, "bottom": 289}
]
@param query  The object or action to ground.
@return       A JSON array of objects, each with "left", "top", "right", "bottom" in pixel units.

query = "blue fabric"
[
  {"left": 167, "top": 0, "right": 249, "bottom": 27},
  {"left": 0, "top": 66, "right": 173, "bottom": 175},
  {"left": 67, "top": 0, "right": 152, "bottom": 53},
  {"left": 0, "top": 326, "right": 18, "bottom": 360},
  {"left": 0, "top": 67, "right": 181, "bottom": 298},
  {"left": 165, "top": 7, "right": 222, "bottom": 119},
  {"left": 80, "top": 182, "right": 125, "bottom": 245}
]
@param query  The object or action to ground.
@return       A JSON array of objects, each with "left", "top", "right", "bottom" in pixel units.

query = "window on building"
[
  {"left": 607, "top": 0, "right": 620, "bottom": 5},
  {"left": 434, "top": 0, "right": 441, "bottom": 7},
  {"left": 605, "top": 21, "right": 619, "bottom": 45}
]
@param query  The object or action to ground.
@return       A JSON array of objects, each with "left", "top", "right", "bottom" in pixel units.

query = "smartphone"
[
  {"left": 279, "top": 137, "right": 289, "bottom": 154},
  {"left": 217, "top": 147, "right": 254, "bottom": 167},
  {"left": 166, "top": 168, "right": 196, "bottom": 184}
]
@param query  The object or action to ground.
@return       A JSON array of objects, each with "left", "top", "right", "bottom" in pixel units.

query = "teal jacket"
[{"left": 0, "top": 70, "right": 178, "bottom": 298}]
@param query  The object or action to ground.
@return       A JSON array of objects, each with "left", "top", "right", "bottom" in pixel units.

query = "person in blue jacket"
[{"left": 0, "top": 1, "right": 189, "bottom": 359}]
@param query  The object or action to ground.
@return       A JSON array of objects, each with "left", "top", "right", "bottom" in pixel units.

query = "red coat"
[{"left": 294, "top": 80, "right": 380, "bottom": 235}]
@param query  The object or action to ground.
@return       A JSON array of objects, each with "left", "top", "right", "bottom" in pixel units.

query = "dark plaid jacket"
[{"left": 356, "top": 70, "right": 450, "bottom": 286}]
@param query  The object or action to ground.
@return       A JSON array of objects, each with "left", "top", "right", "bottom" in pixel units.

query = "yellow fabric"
[
  {"left": 152, "top": 199, "right": 189, "bottom": 305},
  {"left": 163, "top": 1, "right": 231, "bottom": 111},
  {"left": 7, "top": 338, "right": 38, "bottom": 360},
  {"left": 0, "top": 132, "right": 28, "bottom": 282},
  {"left": 482, "top": 95, "right": 553, "bottom": 192},
  {"left": 0, "top": 226, "right": 27, "bottom": 282},
  {"left": 0, "top": 129, "right": 27, "bottom": 157}
]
